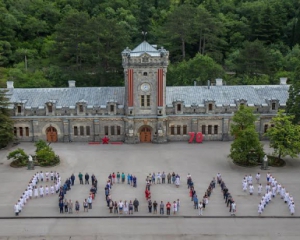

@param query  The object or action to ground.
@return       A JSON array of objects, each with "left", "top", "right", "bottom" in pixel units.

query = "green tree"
[
  {"left": 265, "top": 110, "right": 300, "bottom": 159},
  {"left": 286, "top": 67, "right": 300, "bottom": 124},
  {"left": 0, "top": 90, "right": 14, "bottom": 148},
  {"left": 167, "top": 54, "right": 224, "bottom": 86},
  {"left": 7, "top": 148, "right": 29, "bottom": 166},
  {"left": 230, "top": 105, "right": 264, "bottom": 165}
]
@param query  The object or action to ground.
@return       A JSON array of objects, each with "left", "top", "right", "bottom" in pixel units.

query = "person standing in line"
[
  {"left": 290, "top": 202, "right": 295, "bottom": 215},
  {"left": 258, "top": 202, "right": 263, "bottom": 215},
  {"left": 87, "top": 195, "right": 92, "bottom": 209},
  {"left": 231, "top": 201, "right": 236, "bottom": 216},
  {"left": 71, "top": 174, "right": 75, "bottom": 186},
  {"left": 75, "top": 200, "right": 80, "bottom": 213},
  {"left": 258, "top": 184, "right": 262, "bottom": 196},
  {"left": 59, "top": 200, "right": 64, "bottom": 213},
  {"left": 177, "top": 199, "right": 180, "bottom": 212},
  {"left": 153, "top": 200, "right": 158, "bottom": 214},
  {"left": 50, "top": 171, "right": 54, "bottom": 181},
  {"left": 128, "top": 200, "right": 133, "bottom": 215},
  {"left": 117, "top": 172, "right": 120, "bottom": 183},
  {"left": 68, "top": 199, "right": 73, "bottom": 213},
  {"left": 18, "top": 199, "right": 22, "bottom": 214},
  {"left": 160, "top": 201, "right": 164, "bottom": 215},
  {"left": 256, "top": 173, "right": 260, "bottom": 183},
  {"left": 166, "top": 202, "right": 171, "bottom": 215},
  {"left": 167, "top": 173, "right": 171, "bottom": 184},
  {"left": 50, "top": 185, "right": 55, "bottom": 195},
  {"left": 45, "top": 185, "right": 49, "bottom": 196},
  {"left": 193, "top": 195, "right": 198, "bottom": 209},
  {"left": 114, "top": 201, "right": 118, "bottom": 214},
  {"left": 157, "top": 172, "right": 161, "bottom": 184},
  {"left": 85, "top": 173, "right": 89, "bottom": 184},
  {"left": 133, "top": 176, "right": 137, "bottom": 187},
  {"left": 40, "top": 171, "right": 44, "bottom": 182},
  {"left": 108, "top": 199, "right": 113, "bottom": 213},
  {"left": 83, "top": 199, "right": 88, "bottom": 212},
  {"left": 14, "top": 203, "right": 19, "bottom": 216},
  {"left": 118, "top": 200, "right": 124, "bottom": 214},
  {"left": 133, "top": 198, "right": 139, "bottom": 212},
  {"left": 173, "top": 201, "right": 177, "bottom": 215},
  {"left": 175, "top": 175, "right": 180, "bottom": 188},
  {"left": 64, "top": 199, "right": 68, "bottom": 212},
  {"left": 34, "top": 186, "right": 38, "bottom": 198},
  {"left": 249, "top": 184, "right": 254, "bottom": 195},
  {"left": 39, "top": 186, "right": 44, "bottom": 197},
  {"left": 45, "top": 172, "right": 49, "bottom": 182},
  {"left": 121, "top": 172, "right": 125, "bottom": 183},
  {"left": 148, "top": 199, "right": 152, "bottom": 213},
  {"left": 124, "top": 201, "right": 128, "bottom": 214},
  {"left": 127, "top": 173, "right": 131, "bottom": 184},
  {"left": 198, "top": 201, "right": 203, "bottom": 216},
  {"left": 162, "top": 172, "right": 166, "bottom": 184},
  {"left": 112, "top": 172, "right": 116, "bottom": 184},
  {"left": 78, "top": 172, "right": 83, "bottom": 184}
]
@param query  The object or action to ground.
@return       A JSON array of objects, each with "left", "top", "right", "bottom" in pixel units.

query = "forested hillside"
[{"left": 0, "top": 0, "right": 299, "bottom": 88}]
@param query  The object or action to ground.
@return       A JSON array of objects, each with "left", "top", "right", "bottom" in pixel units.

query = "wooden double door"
[
  {"left": 140, "top": 127, "right": 151, "bottom": 143},
  {"left": 46, "top": 126, "right": 58, "bottom": 142}
]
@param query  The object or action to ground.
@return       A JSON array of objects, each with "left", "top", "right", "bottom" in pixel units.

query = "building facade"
[{"left": 1, "top": 41, "right": 290, "bottom": 143}]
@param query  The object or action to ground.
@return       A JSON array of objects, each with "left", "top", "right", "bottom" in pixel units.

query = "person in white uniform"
[
  {"left": 242, "top": 180, "right": 247, "bottom": 192},
  {"left": 34, "top": 186, "right": 39, "bottom": 198},
  {"left": 172, "top": 201, "right": 177, "bottom": 215},
  {"left": 198, "top": 201, "right": 203, "bottom": 216},
  {"left": 256, "top": 173, "right": 261, "bottom": 183},
  {"left": 14, "top": 203, "right": 19, "bottom": 216},
  {"left": 276, "top": 183, "right": 281, "bottom": 195},
  {"left": 284, "top": 191, "right": 290, "bottom": 203},
  {"left": 249, "top": 184, "right": 254, "bottom": 195},
  {"left": 50, "top": 185, "right": 55, "bottom": 194},
  {"left": 39, "top": 186, "right": 44, "bottom": 197},
  {"left": 175, "top": 176, "right": 180, "bottom": 188},
  {"left": 247, "top": 174, "right": 253, "bottom": 184},
  {"left": 289, "top": 202, "right": 295, "bottom": 215},
  {"left": 258, "top": 203, "right": 263, "bottom": 215},
  {"left": 258, "top": 184, "right": 262, "bottom": 196},
  {"left": 231, "top": 201, "right": 236, "bottom": 216},
  {"left": 45, "top": 185, "right": 49, "bottom": 195}
]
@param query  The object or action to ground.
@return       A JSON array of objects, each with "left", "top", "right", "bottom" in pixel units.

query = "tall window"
[
  {"left": 74, "top": 126, "right": 78, "bottom": 136},
  {"left": 146, "top": 95, "right": 150, "bottom": 107},
  {"left": 141, "top": 95, "right": 145, "bottom": 107},
  {"left": 104, "top": 126, "right": 109, "bottom": 135},
  {"left": 25, "top": 127, "right": 29, "bottom": 137},
  {"left": 111, "top": 126, "right": 115, "bottom": 135},
  {"left": 177, "top": 104, "right": 181, "bottom": 112},
  {"left": 110, "top": 105, "right": 114, "bottom": 112},
  {"left": 214, "top": 125, "right": 218, "bottom": 134},
  {"left": 80, "top": 126, "right": 84, "bottom": 136},
  {"left": 19, "top": 127, "right": 23, "bottom": 137},
  {"left": 208, "top": 125, "right": 212, "bottom": 134},
  {"left": 202, "top": 125, "right": 206, "bottom": 134},
  {"left": 183, "top": 125, "right": 187, "bottom": 135},
  {"left": 170, "top": 125, "right": 175, "bottom": 135},
  {"left": 208, "top": 104, "right": 213, "bottom": 111},
  {"left": 14, "top": 127, "right": 17, "bottom": 136},
  {"left": 86, "top": 126, "right": 90, "bottom": 136},
  {"left": 17, "top": 106, "right": 22, "bottom": 113},
  {"left": 264, "top": 124, "right": 268, "bottom": 133},
  {"left": 177, "top": 125, "right": 181, "bottom": 135},
  {"left": 272, "top": 102, "right": 276, "bottom": 110},
  {"left": 48, "top": 105, "right": 53, "bottom": 113},
  {"left": 117, "top": 126, "right": 121, "bottom": 135},
  {"left": 79, "top": 105, "right": 84, "bottom": 113}
]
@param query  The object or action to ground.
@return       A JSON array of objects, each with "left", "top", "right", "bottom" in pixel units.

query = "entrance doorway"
[
  {"left": 140, "top": 126, "right": 151, "bottom": 143},
  {"left": 46, "top": 126, "right": 58, "bottom": 142}
]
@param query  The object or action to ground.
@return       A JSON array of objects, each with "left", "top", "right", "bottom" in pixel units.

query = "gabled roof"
[{"left": 128, "top": 41, "right": 161, "bottom": 57}]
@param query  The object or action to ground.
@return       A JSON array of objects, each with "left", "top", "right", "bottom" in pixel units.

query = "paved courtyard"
[{"left": 0, "top": 141, "right": 299, "bottom": 239}]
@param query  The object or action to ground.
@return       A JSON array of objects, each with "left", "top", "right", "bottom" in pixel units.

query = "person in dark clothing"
[
  {"left": 91, "top": 174, "right": 95, "bottom": 186},
  {"left": 148, "top": 200, "right": 152, "bottom": 213},
  {"left": 59, "top": 200, "right": 64, "bottom": 213},
  {"left": 78, "top": 172, "right": 83, "bottom": 184},
  {"left": 85, "top": 173, "right": 89, "bottom": 184},
  {"left": 71, "top": 174, "right": 75, "bottom": 186},
  {"left": 133, "top": 198, "right": 139, "bottom": 212}
]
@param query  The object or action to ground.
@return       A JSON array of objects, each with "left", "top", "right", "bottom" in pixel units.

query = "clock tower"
[{"left": 122, "top": 41, "right": 169, "bottom": 116}]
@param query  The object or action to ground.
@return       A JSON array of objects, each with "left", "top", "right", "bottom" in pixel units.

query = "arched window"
[
  {"left": 80, "top": 126, "right": 84, "bottom": 136},
  {"left": 214, "top": 125, "right": 218, "bottom": 134},
  {"left": 25, "top": 127, "right": 30, "bottom": 136},
  {"left": 183, "top": 125, "right": 187, "bottom": 135},
  {"left": 202, "top": 125, "right": 206, "bottom": 134},
  {"left": 86, "top": 126, "right": 90, "bottom": 136},
  {"left": 208, "top": 125, "right": 212, "bottom": 134},
  {"left": 19, "top": 127, "right": 23, "bottom": 137},
  {"left": 74, "top": 126, "right": 78, "bottom": 136}
]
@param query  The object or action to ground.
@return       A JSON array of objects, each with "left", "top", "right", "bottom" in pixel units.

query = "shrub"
[{"left": 7, "top": 148, "right": 29, "bottom": 167}]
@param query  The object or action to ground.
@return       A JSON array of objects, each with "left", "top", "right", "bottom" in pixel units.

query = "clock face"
[{"left": 141, "top": 83, "right": 150, "bottom": 92}]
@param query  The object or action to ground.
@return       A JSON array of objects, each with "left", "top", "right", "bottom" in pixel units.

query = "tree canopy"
[
  {"left": 0, "top": 90, "right": 14, "bottom": 148},
  {"left": 0, "top": 0, "right": 299, "bottom": 88}
]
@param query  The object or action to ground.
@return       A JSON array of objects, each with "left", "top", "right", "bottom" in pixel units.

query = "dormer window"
[
  {"left": 79, "top": 105, "right": 84, "bottom": 113},
  {"left": 48, "top": 105, "right": 53, "bottom": 113},
  {"left": 143, "top": 72, "right": 148, "bottom": 76},
  {"left": 272, "top": 102, "right": 276, "bottom": 110},
  {"left": 177, "top": 104, "right": 181, "bottom": 111},
  {"left": 208, "top": 104, "right": 213, "bottom": 111},
  {"left": 17, "top": 106, "right": 22, "bottom": 113},
  {"left": 110, "top": 105, "right": 115, "bottom": 112}
]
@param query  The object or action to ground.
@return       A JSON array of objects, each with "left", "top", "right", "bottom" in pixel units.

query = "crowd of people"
[
  {"left": 218, "top": 173, "right": 237, "bottom": 216},
  {"left": 105, "top": 172, "right": 139, "bottom": 214},
  {"left": 188, "top": 173, "right": 215, "bottom": 216},
  {"left": 14, "top": 171, "right": 61, "bottom": 216},
  {"left": 145, "top": 172, "right": 181, "bottom": 215}
]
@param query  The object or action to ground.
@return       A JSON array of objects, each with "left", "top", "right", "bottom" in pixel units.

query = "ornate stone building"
[{"left": 1, "top": 41, "right": 289, "bottom": 143}]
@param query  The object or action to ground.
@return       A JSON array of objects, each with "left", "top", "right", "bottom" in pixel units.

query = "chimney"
[
  {"left": 216, "top": 78, "right": 223, "bottom": 86},
  {"left": 208, "top": 80, "right": 210, "bottom": 89},
  {"left": 280, "top": 77, "right": 287, "bottom": 85},
  {"left": 7, "top": 81, "right": 14, "bottom": 89},
  {"left": 68, "top": 80, "right": 76, "bottom": 88}
]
